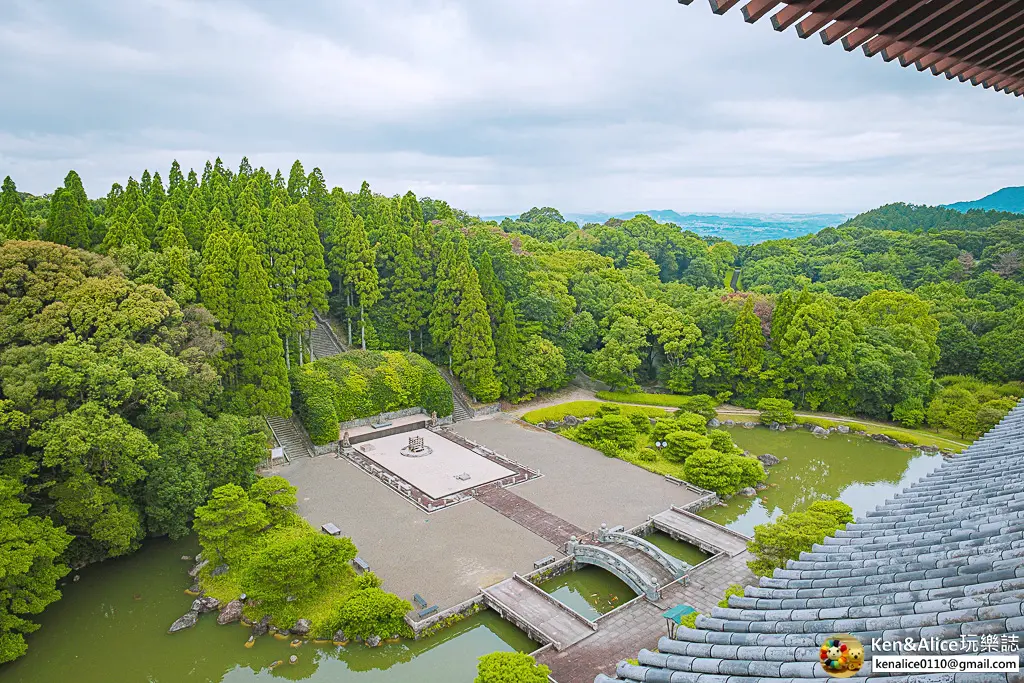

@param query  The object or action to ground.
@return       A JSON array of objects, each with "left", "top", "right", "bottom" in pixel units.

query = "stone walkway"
[
  {"left": 651, "top": 507, "right": 751, "bottom": 556},
  {"left": 536, "top": 551, "right": 755, "bottom": 683},
  {"left": 475, "top": 484, "right": 588, "bottom": 547}
]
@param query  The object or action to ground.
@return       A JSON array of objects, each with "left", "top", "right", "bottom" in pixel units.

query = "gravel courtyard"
[{"left": 276, "top": 412, "right": 703, "bottom": 615}]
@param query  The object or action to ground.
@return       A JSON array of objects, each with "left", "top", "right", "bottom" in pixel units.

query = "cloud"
[{"left": 1, "top": 0, "right": 1023, "bottom": 214}]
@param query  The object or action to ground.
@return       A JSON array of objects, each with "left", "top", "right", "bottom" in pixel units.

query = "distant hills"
[
  {"left": 946, "top": 186, "right": 1024, "bottom": 214},
  {"left": 482, "top": 210, "right": 853, "bottom": 245}
]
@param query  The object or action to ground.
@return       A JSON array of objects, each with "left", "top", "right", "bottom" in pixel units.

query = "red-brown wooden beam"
[
  {"left": 708, "top": 0, "right": 742, "bottom": 14},
  {"left": 796, "top": 0, "right": 869, "bottom": 40},
  {"left": 842, "top": 0, "right": 933, "bottom": 52},
  {"left": 772, "top": 0, "right": 827, "bottom": 33},
  {"left": 926, "top": 6, "right": 1024, "bottom": 74},
  {"left": 821, "top": 0, "right": 901, "bottom": 45},
  {"left": 741, "top": 0, "right": 782, "bottom": 24},
  {"left": 863, "top": 0, "right": 977, "bottom": 58},
  {"left": 893, "top": 0, "right": 1003, "bottom": 66}
]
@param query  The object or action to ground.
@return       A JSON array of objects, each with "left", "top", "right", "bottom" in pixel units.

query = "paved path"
[
  {"left": 483, "top": 575, "right": 596, "bottom": 651},
  {"left": 601, "top": 543, "right": 676, "bottom": 587},
  {"left": 536, "top": 551, "right": 755, "bottom": 683},
  {"left": 475, "top": 484, "right": 587, "bottom": 547},
  {"left": 651, "top": 506, "right": 750, "bottom": 557}
]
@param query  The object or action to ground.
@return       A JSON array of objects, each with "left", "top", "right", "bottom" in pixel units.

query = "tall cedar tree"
[
  {"left": 199, "top": 231, "right": 236, "bottom": 329},
  {"left": 154, "top": 203, "right": 181, "bottom": 249},
  {"left": 266, "top": 198, "right": 302, "bottom": 363},
  {"left": 230, "top": 236, "right": 291, "bottom": 416},
  {"left": 451, "top": 265, "right": 501, "bottom": 401},
  {"left": 291, "top": 199, "right": 331, "bottom": 362},
  {"left": 168, "top": 160, "right": 184, "bottom": 195},
  {"left": 429, "top": 229, "right": 465, "bottom": 365},
  {"left": 102, "top": 208, "right": 148, "bottom": 253},
  {"left": 148, "top": 171, "right": 167, "bottom": 216},
  {"left": 0, "top": 176, "right": 22, "bottom": 227},
  {"left": 475, "top": 251, "right": 506, "bottom": 327},
  {"left": 286, "top": 160, "right": 307, "bottom": 203},
  {"left": 731, "top": 296, "right": 766, "bottom": 389},
  {"left": 46, "top": 171, "right": 91, "bottom": 248},
  {"left": 327, "top": 193, "right": 379, "bottom": 348},
  {"left": 182, "top": 188, "right": 206, "bottom": 250},
  {"left": 391, "top": 232, "right": 428, "bottom": 351}
]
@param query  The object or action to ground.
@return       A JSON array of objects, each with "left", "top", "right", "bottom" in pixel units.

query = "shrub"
[
  {"left": 892, "top": 396, "right": 925, "bottom": 428},
  {"left": 595, "top": 391, "right": 719, "bottom": 419},
  {"left": 242, "top": 532, "right": 357, "bottom": 611},
  {"left": 354, "top": 571, "right": 383, "bottom": 590},
  {"left": 735, "top": 456, "right": 766, "bottom": 490},
  {"left": 718, "top": 584, "right": 745, "bottom": 608},
  {"left": 291, "top": 367, "right": 339, "bottom": 445},
  {"left": 294, "top": 351, "right": 453, "bottom": 430},
  {"left": 576, "top": 414, "right": 638, "bottom": 449},
  {"left": 636, "top": 447, "right": 658, "bottom": 462},
  {"left": 475, "top": 652, "right": 551, "bottom": 683},
  {"left": 521, "top": 401, "right": 664, "bottom": 425},
  {"left": 678, "top": 611, "right": 699, "bottom": 628},
  {"left": 248, "top": 476, "right": 298, "bottom": 525},
  {"left": 663, "top": 430, "right": 711, "bottom": 462},
  {"left": 328, "top": 587, "right": 412, "bottom": 641},
  {"left": 756, "top": 398, "right": 795, "bottom": 425},
  {"left": 746, "top": 500, "right": 853, "bottom": 576},
  {"left": 683, "top": 448, "right": 742, "bottom": 495},
  {"left": 673, "top": 411, "right": 708, "bottom": 434},
  {"left": 707, "top": 429, "right": 735, "bottom": 454}
]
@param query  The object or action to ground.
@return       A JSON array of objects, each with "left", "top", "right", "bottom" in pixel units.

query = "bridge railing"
[
  {"left": 569, "top": 543, "right": 660, "bottom": 601},
  {"left": 599, "top": 527, "right": 689, "bottom": 580}
]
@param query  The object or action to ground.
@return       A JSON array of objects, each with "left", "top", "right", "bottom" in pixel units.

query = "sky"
[{"left": 2, "top": 0, "right": 1024, "bottom": 215}]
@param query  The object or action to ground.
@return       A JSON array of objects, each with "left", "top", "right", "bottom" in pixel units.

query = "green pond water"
[
  {"left": 4, "top": 425, "right": 947, "bottom": 681},
  {"left": 702, "top": 426, "right": 946, "bottom": 536},
  {"left": 1, "top": 536, "right": 535, "bottom": 683}
]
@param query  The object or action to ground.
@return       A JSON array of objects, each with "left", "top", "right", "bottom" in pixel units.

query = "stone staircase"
[
  {"left": 266, "top": 415, "right": 314, "bottom": 459},
  {"left": 438, "top": 367, "right": 474, "bottom": 422},
  {"left": 309, "top": 312, "right": 345, "bottom": 360}
]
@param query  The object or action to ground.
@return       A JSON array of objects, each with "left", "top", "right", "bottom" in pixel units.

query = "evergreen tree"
[
  {"left": 105, "top": 183, "right": 123, "bottom": 216},
  {"left": 494, "top": 302, "right": 523, "bottom": 397},
  {"left": 291, "top": 199, "right": 331, "bottom": 363},
  {"left": 162, "top": 222, "right": 197, "bottom": 304},
  {"left": 168, "top": 160, "right": 184, "bottom": 194},
  {"left": 266, "top": 198, "right": 302, "bottom": 362},
  {"left": 122, "top": 177, "right": 142, "bottom": 214},
  {"left": 5, "top": 205, "right": 37, "bottom": 240},
  {"left": 286, "top": 160, "right": 307, "bottom": 203},
  {"left": 335, "top": 208, "right": 380, "bottom": 350},
  {"left": 452, "top": 265, "right": 501, "bottom": 401},
  {"left": 0, "top": 176, "right": 22, "bottom": 227},
  {"left": 236, "top": 180, "right": 267, "bottom": 261},
  {"left": 476, "top": 251, "right": 506, "bottom": 327},
  {"left": 230, "top": 238, "right": 291, "bottom": 416},
  {"left": 306, "top": 168, "right": 331, "bottom": 238},
  {"left": 429, "top": 229, "right": 465, "bottom": 364},
  {"left": 185, "top": 168, "right": 199, "bottom": 192},
  {"left": 154, "top": 203, "right": 181, "bottom": 249},
  {"left": 148, "top": 171, "right": 166, "bottom": 215},
  {"left": 134, "top": 202, "right": 157, "bottom": 247},
  {"left": 46, "top": 171, "right": 91, "bottom": 248},
  {"left": 198, "top": 231, "right": 236, "bottom": 327},
  {"left": 399, "top": 190, "right": 424, "bottom": 228},
  {"left": 353, "top": 181, "right": 375, "bottom": 222},
  {"left": 140, "top": 170, "right": 152, "bottom": 198},
  {"left": 182, "top": 188, "right": 206, "bottom": 250},
  {"left": 101, "top": 208, "right": 148, "bottom": 253},
  {"left": 391, "top": 232, "right": 428, "bottom": 351},
  {"left": 731, "top": 296, "right": 766, "bottom": 391},
  {"left": 770, "top": 290, "right": 796, "bottom": 351}
]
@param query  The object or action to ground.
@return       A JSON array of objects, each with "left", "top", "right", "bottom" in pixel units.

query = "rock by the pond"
[
  {"left": 187, "top": 581, "right": 200, "bottom": 594},
  {"left": 562, "top": 414, "right": 579, "bottom": 427},
  {"left": 365, "top": 635, "right": 382, "bottom": 647},
  {"left": 872, "top": 433, "right": 900, "bottom": 446},
  {"left": 180, "top": 555, "right": 192, "bottom": 561},
  {"left": 738, "top": 487, "right": 756, "bottom": 497},
  {"left": 768, "top": 421, "right": 781, "bottom": 431},
  {"left": 251, "top": 615, "right": 272, "bottom": 637},
  {"left": 211, "top": 563, "right": 229, "bottom": 577},
  {"left": 333, "top": 629, "right": 347, "bottom": 643},
  {"left": 757, "top": 453, "right": 780, "bottom": 467},
  {"left": 73, "top": 574, "right": 80, "bottom": 582},
  {"left": 778, "top": 425, "right": 786, "bottom": 431},
  {"left": 188, "top": 558, "right": 209, "bottom": 578},
  {"left": 811, "top": 425, "right": 828, "bottom": 436},
  {"left": 289, "top": 655, "right": 298, "bottom": 664},
  {"left": 707, "top": 417, "right": 720, "bottom": 428},
  {"left": 742, "top": 421, "right": 756, "bottom": 429},
  {"left": 755, "top": 483, "right": 768, "bottom": 491},
  {"left": 290, "top": 618, "right": 311, "bottom": 636},
  {"left": 191, "top": 595, "right": 220, "bottom": 613},
  {"left": 218, "top": 599, "right": 244, "bottom": 625},
  {"left": 722, "top": 419, "right": 735, "bottom": 426},
  {"left": 837, "top": 424, "right": 850, "bottom": 434},
  {"left": 169, "top": 610, "right": 199, "bottom": 633}
]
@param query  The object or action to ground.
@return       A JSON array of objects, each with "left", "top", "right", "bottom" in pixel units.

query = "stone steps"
[
  {"left": 309, "top": 318, "right": 344, "bottom": 360},
  {"left": 266, "top": 415, "right": 314, "bottom": 459}
]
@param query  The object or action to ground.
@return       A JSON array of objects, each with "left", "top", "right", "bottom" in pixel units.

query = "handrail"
[
  {"left": 600, "top": 529, "right": 688, "bottom": 579},
  {"left": 571, "top": 544, "right": 660, "bottom": 601},
  {"left": 481, "top": 584, "right": 561, "bottom": 650},
  {"left": 437, "top": 366, "right": 476, "bottom": 417}
]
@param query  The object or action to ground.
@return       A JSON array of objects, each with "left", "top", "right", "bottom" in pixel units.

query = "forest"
[{"left": 1, "top": 160, "right": 1023, "bottom": 662}]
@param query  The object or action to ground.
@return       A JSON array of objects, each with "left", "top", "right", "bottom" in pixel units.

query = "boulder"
[
  {"left": 722, "top": 419, "right": 735, "bottom": 426},
  {"left": 757, "top": 453, "right": 780, "bottom": 467},
  {"left": 365, "top": 635, "right": 382, "bottom": 647},
  {"left": 168, "top": 610, "right": 199, "bottom": 633},
  {"left": 291, "top": 618, "right": 311, "bottom": 636},
  {"left": 217, "top": 599, "right": 244, "bottom": 625},
  {"left": 251, "top": 615, "right": 272, "bottom": 637},
  {"left": 289, "top": 655, "right": 298, "bottom": 664},
  {"left": 333, "top": 629, "right": 347, "bottom": 643},
  {"left": 562, "top": 414, "right": 579, "bottom": 427},
  {"left": 811, "top": 426, "right": 828, "bottom": 436},
  {"left": 211, "top": 564, "right": 229, "bottom": 577},
  {"left": 768, "top": 421, "right": 780, "bottom": 431},
  {"left": 741, "top": 421, "right": 756, "bottom": 429},
  {"left": 739, "top": 487, "right": 756, "bottom": 497},
  {"left": 707, "top": 418, "right": 720, "bottom": 428},
  {"left": 191, "top": 596, "right": 220, "bottom": 613},
  {"left": 837, "top": 425, "right": 850, "bottom": 434},
  {"left": 180, "top": 555, "right": 192, "bottom": 561},
  {"left": 187, "top": 582, "right": 200, "bottom": 594},
  {"left": 871, "top": 433, "right": 900, "bottom": 446},
  {"left": 778, "top": 425, "right": 787, "bottom": 432},
  {"left": 188, "top": 559, "right": 209, "bottom": 578}
]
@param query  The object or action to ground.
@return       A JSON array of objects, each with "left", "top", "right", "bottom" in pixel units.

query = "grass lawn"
[{"left": 521, "top": 400, "right": 667, "bottom": 424}]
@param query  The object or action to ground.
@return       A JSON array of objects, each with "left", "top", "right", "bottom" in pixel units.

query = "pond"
[
  {"left": 538, "top": 566, "right": 634, "bottom": 620},
  {"left": 702, "top": 426, "right": 946, "bottom": 536},
  {"left": 1, "top": 536, "right": 535, "bottom": 683}
]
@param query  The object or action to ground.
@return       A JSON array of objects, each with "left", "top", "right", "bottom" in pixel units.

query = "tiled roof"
[{"left": 596, "top": 399, "right": 1024, "bottom": 683}]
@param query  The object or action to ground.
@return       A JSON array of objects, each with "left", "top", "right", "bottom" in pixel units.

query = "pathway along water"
[
  {"left": 3, "top": 425, "right": 943, "bottom": 681},
  {"left": 2, "top": 536, "right": 535, "bottom": 683}
]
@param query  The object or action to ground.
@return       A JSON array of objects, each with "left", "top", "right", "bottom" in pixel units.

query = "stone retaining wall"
[
  {"left": 521, "top": 555, "right": 575, "bottom": 586},
  {"left": 348, "top": 420, "right": 428, "bottom": 445},
  {"left": 405, "top": 594, "right": 484, "bottom": 638}
]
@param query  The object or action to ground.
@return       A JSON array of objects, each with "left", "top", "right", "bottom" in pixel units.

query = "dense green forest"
[{"left": 1, "top": 159, "right": 1023, "bottom": 662}]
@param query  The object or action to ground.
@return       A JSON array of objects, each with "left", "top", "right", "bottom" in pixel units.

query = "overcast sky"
[{"left": 2, "top": 0, "right": 1023, "bottom": 215}]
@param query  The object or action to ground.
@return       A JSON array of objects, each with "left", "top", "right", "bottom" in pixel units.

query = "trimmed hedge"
[
  {"left": 521, "top": 401, "right": 666, "bottom": 425},
  {"left": 292, "top": 351, "right": 453, "bottom": 444},
  {"left": 596, "top": 391, "right": 719, "bottom": 418}
]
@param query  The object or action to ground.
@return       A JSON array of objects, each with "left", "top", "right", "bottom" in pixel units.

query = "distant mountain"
[
  {"left": 481, "top": 210, "right": 854, "bottom": 245},
  {"left": 946, "top": 186, "right": 1024, "bottom": 214}
]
